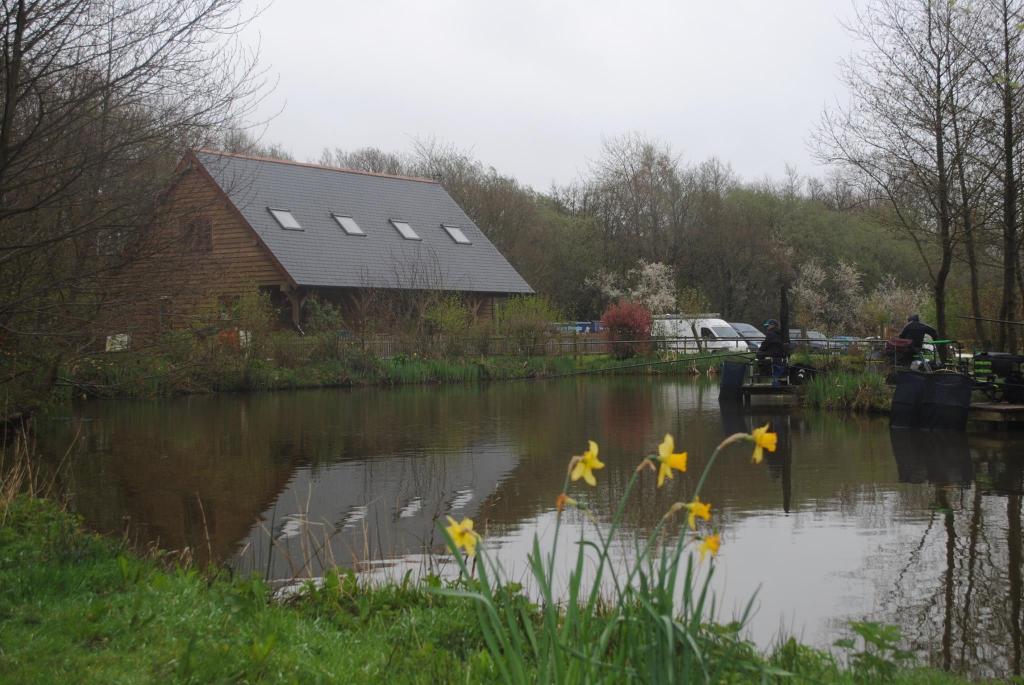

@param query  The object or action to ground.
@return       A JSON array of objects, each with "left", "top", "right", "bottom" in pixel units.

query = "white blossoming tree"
[{"left": 587, "top": 260, "right": 678, "bottom": 315}]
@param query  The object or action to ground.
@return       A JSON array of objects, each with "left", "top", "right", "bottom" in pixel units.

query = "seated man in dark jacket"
[
  {"left": 897, "top": 314, "right": 939, "bottom": 368},
  {"left": 757, "top": 319, "right": 788, "bottom": 385},
  {"left": 898, "top": 314, "right": 938, "bottom": 349}
]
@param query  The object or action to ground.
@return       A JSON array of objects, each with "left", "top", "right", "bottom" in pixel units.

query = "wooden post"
[
  {"left": 284, "top": 286, "right": 306, "bottom": 332},
  {"left": 780, "top": 285, "right": 790, "bottom": 345}
]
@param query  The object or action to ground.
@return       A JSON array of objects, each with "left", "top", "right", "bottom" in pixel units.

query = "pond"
[{"left": 33, "top": 377, "right": 1024, "bottom": 680}]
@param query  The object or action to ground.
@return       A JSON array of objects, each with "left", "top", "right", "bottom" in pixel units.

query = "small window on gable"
[
  {"left": 442, "top": 224, "right": 471, "bottom": 244},
  {"left": 269, "top": 208, "right": 302, "bottom": 230},
  {"left": 391, "top": 219, "right": 420, "bottom": 240},
  {"left": 182, "top": 216, "right": 212, "bottom": 252},
  {"left": 332, "top": 214, "right": 365, "bottom": 236},
  {"left": 96, "top": 229, "right": 126, "bottom": 256}
]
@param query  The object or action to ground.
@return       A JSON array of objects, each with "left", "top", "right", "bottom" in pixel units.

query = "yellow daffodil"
[
  {"left": 699, "top": 534, "right": 721, "bottom": 562},
  {"left": 445, "top": 516, "right": 480, "bottom": 557},
  {"left": 749, "top": 424, "right": 778, "bottom": 464},
  {"left": 555, "top": 493, "right": 577, "bottom": 512},
  {"left": 685, "top": 496, "right": 711, "bottom": 530},
  {"left": 655, "top": 434, "right": 688, "bottom": 488},
  {"left": 570, "top": 440, "right": 604, "bottom": 487}
]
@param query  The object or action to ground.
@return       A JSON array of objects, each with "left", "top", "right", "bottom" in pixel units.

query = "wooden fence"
[{"left": 338, "top": 335, "right": 887, "bottom": 359}]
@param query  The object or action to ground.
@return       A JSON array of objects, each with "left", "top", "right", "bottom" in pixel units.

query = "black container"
[
  {"left": 719, "top": 360, "right": 748, "bottom": 402},
  {"left": 921, "top": 373, "right": 973, "bottom": 430},
  {"left": 891, "top": 370, "right": 973, "bottom": 430},
  {"left": 891, "top": 370, "right": 927, "bottom": 428}
]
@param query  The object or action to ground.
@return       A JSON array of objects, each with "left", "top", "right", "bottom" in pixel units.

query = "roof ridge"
[{"left": 193, "top": 148, "right": 440, "bottom": 184}]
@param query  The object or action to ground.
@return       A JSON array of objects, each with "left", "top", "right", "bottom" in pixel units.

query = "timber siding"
[{"left": 103, "top": 166, "right": 290, "bottom": 337}]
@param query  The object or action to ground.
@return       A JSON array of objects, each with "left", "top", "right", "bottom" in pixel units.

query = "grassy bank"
[
  {"left": 0, "top": 497, "right": 492, "bottom": 684},
  {"left": 0, "top": 496, "right": 988, "bottom": 684},
  {"left": 64, "top": 347, "right": 732, "bottom": 400}
]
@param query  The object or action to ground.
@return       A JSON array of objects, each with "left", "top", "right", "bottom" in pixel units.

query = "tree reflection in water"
[{"left": 884, "top": 429, "right": 1024, "bottom": 679}]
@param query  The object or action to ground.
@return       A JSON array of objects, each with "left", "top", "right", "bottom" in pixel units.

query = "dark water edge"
[{"left": 28, "top": 377, "right": 1024, "bottom": 680}]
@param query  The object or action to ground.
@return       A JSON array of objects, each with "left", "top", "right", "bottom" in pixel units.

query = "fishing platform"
[
  {"left": 737, "top": 383, "right": 799, "bottom": 405},
  {"left": 968, "top": 402, "right": 1024, "bottom": 426},
  {"left": 719, "top": 360, "right": 804, "bottom": 405}
]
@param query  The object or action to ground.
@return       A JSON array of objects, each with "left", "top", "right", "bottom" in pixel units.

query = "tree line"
[
  {"left": 815, "top": 0, "right": 1024, "bottom": 349},
  {"left": 315, "top": 136, "right": 930, "bottom": 335}
]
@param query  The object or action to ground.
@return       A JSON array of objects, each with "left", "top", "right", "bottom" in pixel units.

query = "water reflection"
[
  {"left": 30, "top": 378, "right": 1024, "bottom": 680},
  {"left": 879, "top": 429, "right": 1024, "bottom": 679},
  {"left": 890, "top": 429, "right": 973, "bottom": 485},
  {"left": 721, "top": 404, "right": 794, "bottom": 513}
]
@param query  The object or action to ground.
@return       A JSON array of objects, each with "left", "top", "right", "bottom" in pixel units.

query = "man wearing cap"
[
  {"left": 898, "top": 314, "right": 938, "bottom": 351},
  {"left": 757, "top": 319, "right": 788, "bottom": 386},
  {"left": 898, "top": 314, "right": 939, "bottom": 367}
]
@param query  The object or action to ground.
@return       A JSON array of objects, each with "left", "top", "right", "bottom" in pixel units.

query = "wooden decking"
[
  {"left": 739, "top": 383, "right": 798, "bottom": 405},
  {"left": 969, "top": 402, "right": 1024, "bottom": 425}
]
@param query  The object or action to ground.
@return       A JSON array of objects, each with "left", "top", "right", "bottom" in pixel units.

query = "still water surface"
[{"left": 35, "top": 378, "right": 1024, "bottom": 679}]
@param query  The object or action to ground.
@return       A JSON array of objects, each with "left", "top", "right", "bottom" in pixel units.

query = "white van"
[{"left": 651, "top": 315, "right": 747, "bottom": 353}]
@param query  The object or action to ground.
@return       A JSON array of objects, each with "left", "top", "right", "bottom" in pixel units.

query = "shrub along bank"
[
  {"left": 0, "top": 497, "right": 986, "bottom": 684},
  {"left": 64, "top": 339, "right": 730, "bottom": 400},
  {"left": 65, "top": 337, "right": 911, "bottom": 415}
]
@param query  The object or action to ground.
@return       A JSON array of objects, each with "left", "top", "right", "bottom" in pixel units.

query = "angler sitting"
[
  {"left": 898, "top": 314, "right": 938, "bottom": 369},
  {"left": 757, "top": 319, "right": 789, "bottom": 386}
]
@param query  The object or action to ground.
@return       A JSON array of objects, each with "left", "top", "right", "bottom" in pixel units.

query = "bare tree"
[
  {"left": 0, "top": 0, "right": 265, "bottom": 413},
  {"left": 584, "top": 134, "right": 692, "bottom": 267},
  {"left": 969, "top": 0, "right": 1024, "bottom": 349},
  {"left": 318, "top": 146, "right": 406, "bottom": 175},
  {"left": 814, "top": 0, "right": 976, "bottom": 338}
]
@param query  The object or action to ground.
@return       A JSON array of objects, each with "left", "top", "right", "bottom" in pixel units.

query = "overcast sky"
[{"left": 242, "top": 1, "right": 858, "bottom": 190}]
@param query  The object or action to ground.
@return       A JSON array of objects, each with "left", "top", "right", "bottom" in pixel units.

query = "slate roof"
[{"left": 193, "top": 150, "right": 533, "bottom": 294}]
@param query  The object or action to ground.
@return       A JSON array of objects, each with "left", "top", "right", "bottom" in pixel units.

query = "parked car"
[
  {"left": 789, "top": 329, "right": 830, "bottom": 352},
  {"left": 554, "top": 322, "right": 577, "bottom": 335},
  {"left": 728, "top": 322, "right": 765, "bottom": 352},
  {"left": 576, "top": 321, "right": 602, "bottom": 334},
  {"left": 652, "top": 316, "right": 746, "bottom": 353},
  {"left": 831, "top": 335, "right": 858, "bottom": 353},
  {"left": 553, "top": 321, "right": 603, "bottom": 335}
]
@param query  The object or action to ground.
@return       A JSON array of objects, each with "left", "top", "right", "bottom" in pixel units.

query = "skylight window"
[
  {"left": 390, "top": 219, "right": 420, "bottom": 240},
  {"left": 442, "top": 224, "right": 471, "bottom": 244},
  {"left": 269, "top": 208, "right": 302, "bottom": 230},
  {"left": 332, "top": 214, "right": 365, "bottom": 236}
]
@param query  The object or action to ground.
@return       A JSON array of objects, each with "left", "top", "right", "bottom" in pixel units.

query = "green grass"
[
  {"left": 802, "top": 371, "right": 892, "bottom": 413},
  {"left": 65, "top": 347, "right": 736, "bottom": 400},
  {"left": 0, "top": 497, "right": 993, "bottom": 684},
  {"left": 0, "top": 498, "right": 494, "bottom": 685}
]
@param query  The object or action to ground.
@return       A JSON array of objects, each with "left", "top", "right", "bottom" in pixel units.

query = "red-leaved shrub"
[{"left": 601, "top": 300, "right": 653, "bottom": 359}]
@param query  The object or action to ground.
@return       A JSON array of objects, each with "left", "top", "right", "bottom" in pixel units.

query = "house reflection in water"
[{"left": 230, "top": 441, "right": 518, "bottom": 579}]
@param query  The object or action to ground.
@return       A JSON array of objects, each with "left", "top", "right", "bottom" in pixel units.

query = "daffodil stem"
[
  {"left": 547, "top": 469, "right": 573, "bottom": 583},
  {"left": 584, "top": 469, "right": 642, "bottom": 612}
]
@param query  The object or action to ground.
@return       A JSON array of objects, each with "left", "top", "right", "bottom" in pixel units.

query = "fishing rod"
[{"left": 958, "top": 315, "right": 1024, "bottom": 327}]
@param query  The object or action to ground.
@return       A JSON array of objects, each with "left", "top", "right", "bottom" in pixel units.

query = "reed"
[{"left": 802, "top": 371, "right": 891, "bottom": 413}]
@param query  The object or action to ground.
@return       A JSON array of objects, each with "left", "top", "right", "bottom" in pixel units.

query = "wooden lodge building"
[{"left": 106, "top": 150, "right": 533, "bottom": 341}]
